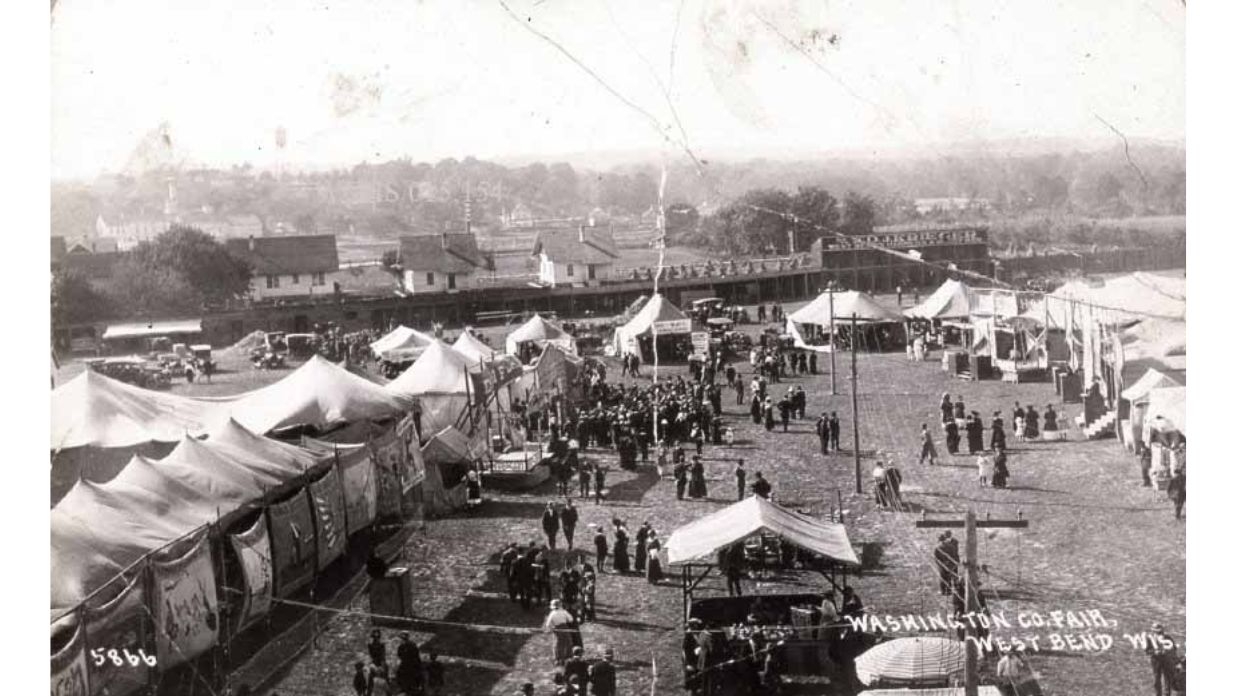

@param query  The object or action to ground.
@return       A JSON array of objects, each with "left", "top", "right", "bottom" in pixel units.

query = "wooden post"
[
  {"left": 829, "top": 285, "right": 837, "bottom": 395},
  {"left": 916, "top": 511, "right": 1029, "bottom": 696},
  {"left": 964, "top": 510, "right": 979, "bottom": 696},
  {"left": 851, "top": 313, "right": 861, "bottom": 494}
]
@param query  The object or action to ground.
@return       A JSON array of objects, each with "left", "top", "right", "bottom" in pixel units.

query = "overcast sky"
[{"left": 50, "top": 0, "right": 1185, "bottom": 179}]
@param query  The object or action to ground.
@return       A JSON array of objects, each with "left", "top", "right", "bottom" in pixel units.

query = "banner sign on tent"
[
  {"left": 86, "top": 574, "right": 149, "bottom": 696},
  {"left": 228, "top": 514, "right": 273, "bottom": 630},
  {"left": 310, "top": 466, "right": 347, "bottom": 569},
  {"left": 151, "top": 530, "right": 219, "bottom": 669},
  {"left": 267, "top": 491, "right": 317, "bottom": 596},
  {"left": 480, "top": 356, "right": 523, "bottom": 395},
  {"left": 369, "top": 429, "right": 405, "bottom": 518},
  {"left": 690, "top": 331, "right": 710, "bottom": 357},
  {"left": 653, "top": 319, "right": 691, "bottom": 334},
  {"left": 338, "top": 445, "right": 377, "bottom": 535},
  {"left": 398, "top": 415, "right": 425, "bottom": 491},
  {"left": 51, "top": 614, "right": 89, "bottom": 696}
]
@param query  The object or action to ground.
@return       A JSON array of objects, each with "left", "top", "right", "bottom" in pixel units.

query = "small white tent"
[
  {"left": 370, "top": 325, "right": 436, "bottom": 359},
  {"left": 384, "top": 341, "right": 480, "bottom": 435},
  {"left": 789, "top": 290, "right": 903, "bottom": 327},
  {"left": 505, "top": 315, "right": 577, "bottom": 358},
  {"left": 1144, "top": 386, "right": 1186, "bottom": 442},
  {"left": 903, "top": 279, "right": 974, "bottom": 321},
  {"left": 613, "top": 293, "right": 692, "bottom": 356}
]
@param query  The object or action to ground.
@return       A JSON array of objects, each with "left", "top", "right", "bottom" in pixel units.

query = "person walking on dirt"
[{"left": 542, "top": 503, "right": 560, "bottom": 550}]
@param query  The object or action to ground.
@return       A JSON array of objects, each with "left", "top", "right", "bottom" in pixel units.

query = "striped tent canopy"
[{"left": 855, "top": 637, "right": 966, "bottom": 687}]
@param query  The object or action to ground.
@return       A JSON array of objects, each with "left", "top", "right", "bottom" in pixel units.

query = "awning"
[
  {"left": 859, "top": 688, "right": 1001, "bottom": 696},
  {"left": 666, "top": 496, "right": 859, "bottom": 566},
  {"left": 102, "top": 319, "right": 202, "bottom": 341}
]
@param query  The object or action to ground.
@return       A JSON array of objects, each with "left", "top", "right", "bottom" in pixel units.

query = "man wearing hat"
[
  {"left": 564, "top": 647, "right": 590, "bottom": 695},
  {"left": 394, "top": 632, "right": 424, "bottom": 695},
  {"left": 934, "top": 532, "right": 959, "bottom": 598},
  {"left": 1145, "top": 622, "right": 1179, "bottom": 696},
  {"left": 589, "top": 647, "right": 617, "bottom": 696}
]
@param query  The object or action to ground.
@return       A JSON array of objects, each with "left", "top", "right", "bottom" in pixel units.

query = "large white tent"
[
  {"left": 51, "top": 370, "right": 224, "bottom": 451},
  {"left": 385, "top": 341, "right": 480, "bottom": 435},
  {"left": 225, "top": 355, "right": 406, "bottom": 434},
  {"left": 666, "top": 496, "right": 859, "bottom": 566},
  {"left": 1144, "top": 386, "right": 1186, "bottom": 441},
  {"left": 903, "top": 280, "right": 974, "bottom": 321},
  {"left": 789, "top": 290, "right": 902, "bottom": 327},
  {"left": 613, "top": 293, "right": 692, "bottom": 356},
  {"left": 505, "top": 314, "right": 577, "bottom": 357},
  {"left": 1052, "top": 272, "right": 1186, "bottom": 323},
  {"left": 370, "top": 325, "right": 436, "bottom": 358}
]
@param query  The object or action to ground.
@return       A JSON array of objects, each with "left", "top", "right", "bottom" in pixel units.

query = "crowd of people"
[{"left": 351, "top": 629, "right": 444, "bottom": 696}]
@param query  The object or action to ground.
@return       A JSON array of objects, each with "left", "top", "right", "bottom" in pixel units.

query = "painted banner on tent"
[
  {"left": 51, "top": 614, "right": 89, "bottom": 696},
  {"left": 653, "top": 319, "right": 692, "bottom": 334},
  {"left": 369, "top": 430, "right": 404, "bottom": 518},
  {"left": 481, "top": 355, "right": 524, "bottom": 393},
  {"left": 86, "top": 574, "right": 150, "bottom": 696},
  {"left": 691, "top": 331, "right": 710, "bottom": 357},
  {"left": 151, "top": 531, "right": 219, "bottom": 669},
  {"left": 228, "top": 514, "right": 273, "bottom": 629},
  {"left": 310, "top": 466, "right": 347, "bottom": 569},
  {"left": 398, "top": 415, "right": 425, "bottom": 491},
  {"left": 338, "top": 445, "right": 377, "bottom": 535},
  {"left": 267, "top": 491, "right": 317, "bottom": 596}
]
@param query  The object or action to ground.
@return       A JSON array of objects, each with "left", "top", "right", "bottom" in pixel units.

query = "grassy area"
[{"left": 263, "top": 348, "right": 1184, "bottom": 695}]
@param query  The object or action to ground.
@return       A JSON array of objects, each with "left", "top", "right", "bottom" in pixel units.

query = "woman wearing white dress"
[{"left": 976, "top": 454, "right": 993, "bottom": 487}]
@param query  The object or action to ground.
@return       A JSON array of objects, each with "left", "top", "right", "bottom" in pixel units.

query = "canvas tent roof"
[
  {"left": 385, "top": 340, "right": 477, "bottom": 397},
  {"left": 421, "top": 426, "right": 486, "bottom": 463},
  {"left": 101, "top": 319, "right": 203, "bottom": 341},
  {"left": 51, "top": 369, "right": 225, "bottom": 450},
  {"left": 225, "top": 355, "right": 405, "bottom": 433},
  {"left": 1052, "top": 272, "right": 1185, "bottom": 322},
  {"left": 620, "top": 293, "right": 691, "bottom": 337},
  {"left": 903, "top": 280, "right": 973, "bottom": 320},
  {"left": 666, "top": 496, "right": 859, "bottom": 566},
  {"left": 1145, "top": 386, "right": 1186, "bottom": 436},
  {"left": 370, "top": 325, "right": 436, "bottom": 357},
  {"left": 1121, "top": 369, "right": 1184, "bottom": 403},
  {"left": 505, "top": 314, "right": 577, "bottom": 355},
  {"left": 789, "top": 290, "right": 903, "bottom": 326},
  {"left": 1121, "top": 318, "right": 1186, "bottom": 360},
  {"left": 452, "top": 330, "right": 498, "bottom": 363}
]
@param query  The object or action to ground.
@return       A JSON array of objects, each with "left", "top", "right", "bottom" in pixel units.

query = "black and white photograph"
[{"left": 37, "top": 1, "right": 1204, "bottom": 694}]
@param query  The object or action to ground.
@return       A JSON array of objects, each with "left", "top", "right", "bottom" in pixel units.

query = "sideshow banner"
[
  {"left": 309, "top": 466, "right": 347, "bottom": 569},
  {"left": 337, "top": 444, "right": 377, "bottom": 535},
  {"left": 369, "top": 429, "right": 405, "bottom": 518},
  {"left": 51, "top": 614, "right": 89, "bottom": 696},
  {"left": 228, "top": 514, "right": 273, "bottom": 630},
  {"left": 398, "top": 415, "right": 426, "bottom": 491},
  {"left": 86, "top": 574, "right": 150, "bottom": 696},
  {"left": 653, "top": 318, "right": 691, "bottom": 333},
  {"left": 151, "top": 530, "right": 219, "bottom": 669},
  {"left": 267, "top": 491, "right": 317, "bottom": 596}
]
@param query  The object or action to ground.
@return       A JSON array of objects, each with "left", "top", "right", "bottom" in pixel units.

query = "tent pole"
[
  {"left": 851, "top": 313, "right": 862, "bottom": 494},
  {"left": 829, "top": 284, "right": 836, "bottom": 395}
]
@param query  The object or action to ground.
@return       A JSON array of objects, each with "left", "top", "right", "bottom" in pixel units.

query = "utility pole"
[
  {"left": 916, "top": 510, "right": 1029, "bottom": 696},
  {"left": 829, "top": 283, "right": 837, "bottom": 395},
  {"left": 850, "top": 312, "right": 861, "bottom": 494}
]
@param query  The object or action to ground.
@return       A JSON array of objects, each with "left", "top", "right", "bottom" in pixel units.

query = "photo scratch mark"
[{"left": 1094, "top": 113, "right": 1150, "bottom": 192}]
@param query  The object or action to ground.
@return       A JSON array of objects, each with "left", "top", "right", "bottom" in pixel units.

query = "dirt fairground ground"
[{"left": 259, "top": 349, "right": 1184, "bottom": 696}]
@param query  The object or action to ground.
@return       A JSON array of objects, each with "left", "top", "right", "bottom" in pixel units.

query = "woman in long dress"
[
  {"left": 1042, "top": 405, "right": 1059, "bottom": 432},
  {"left": 989, "top": 412, "right": 1006, "bottom": 452},
  {"left": 992, "top": 447, "right": 1010, "bottom": 488},
  {"left": 543, "top": 600, "right": 576, "bottom": 665},
  {"left": 945, "top": 419, "right": 960, "bottom": 455},
  {"left": 953, "top": 399, "right": 967, "bottom": 421},
  {"left": 689, "top": 458, "right": 708, "bottom": 499},
  {"left": 646, "top": 532, "right": 664, "bottom": 583},
  {"left": 612, "top": 523, "right": 630, "bottom": 573},
  {"left": 634, "top": 524, "right": 650, "bottom": 573},
  {"left": 1024, "top": 407, "right": 1040, "bottom": 439},
  {"left": 940, "top": 394, "right": 953, "bottom": 425}
]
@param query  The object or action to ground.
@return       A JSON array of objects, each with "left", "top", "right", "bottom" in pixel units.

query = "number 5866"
[{"left": 90, "top": 648, "right": 156, "bottom": 668}]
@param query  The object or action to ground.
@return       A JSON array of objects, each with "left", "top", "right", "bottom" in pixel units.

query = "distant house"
[
  {"left": 65, "top": 237, "right": 120, "bottom": 254},
  {"left": 51, "top": 236, "right": 67, "bottom": 264},
  {"left": 397, "top": 232, "right": 492, "bottom": 294},
  {"left": 531, "top": 226, "right": 619, "bottom": 287},
  {"left": 225, "top": 234, "right": 340, "bottom": 300}
]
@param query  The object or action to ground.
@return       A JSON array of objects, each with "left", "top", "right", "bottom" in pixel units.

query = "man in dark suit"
[
  {"left": 829, "top": 413, "right": 841, "bottom": 452},
  {"left": 588, "top": 648, "right": 617, "bottom": 696},
  {"left": 816, "top": 413, "right": 830, "bottom": 454}
]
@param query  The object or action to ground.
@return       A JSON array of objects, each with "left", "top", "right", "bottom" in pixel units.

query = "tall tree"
[
  {"left": 51, "top": 269, "right": 114, "bottom": 328},
  {"left": 840, "top": 191, "right": 878, "bottom": 236}
]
